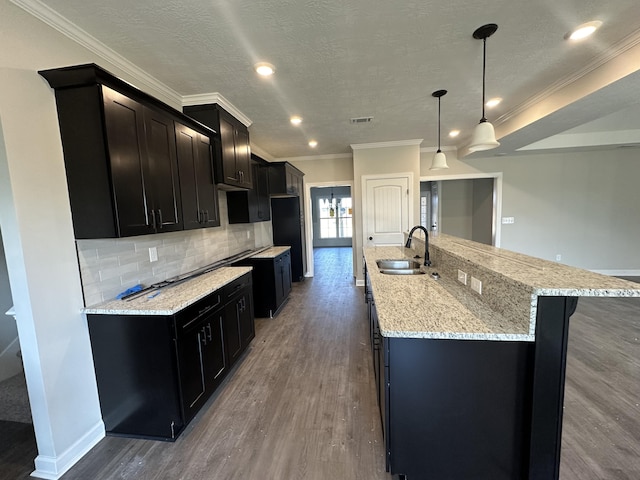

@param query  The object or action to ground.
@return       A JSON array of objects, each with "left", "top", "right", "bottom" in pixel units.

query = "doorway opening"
[
  {"left": 311, "top": 186, "right": 353, "bottom": 248},
  {"left": 304, "top": 183, "right": 354, "bottom": 279},
  {"left": 421, "top": 172, "right": 502, "bottom": 247}
]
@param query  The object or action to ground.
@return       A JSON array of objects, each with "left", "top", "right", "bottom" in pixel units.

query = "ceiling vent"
[{"left": 350, "top": 116, "right": 374, "bottom": 124}]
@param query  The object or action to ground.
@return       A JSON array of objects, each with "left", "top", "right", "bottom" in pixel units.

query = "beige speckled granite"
[
  {"left": 249, "top": 246, "right": 291, "bottom": 258},
  {"left": 84, "top": 266, "right": 253, "bottom": 316},
  {"left": 364, "top": 246, "right": 533, "bottom": 341},
  {"left": 365, "top": 234, "right": 640, "bottom": 341}
]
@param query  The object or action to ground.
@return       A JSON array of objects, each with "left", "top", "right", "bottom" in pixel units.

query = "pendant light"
[
  {"left": 430, "top": 89, "right": 449, "bottom": 170},
  {"left": 469, "top": 23, "right": 500, "bottom": 152}
]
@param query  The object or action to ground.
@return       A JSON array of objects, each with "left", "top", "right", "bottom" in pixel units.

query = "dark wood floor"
[{"left": 3, "top": 249, "right": 639, "bottom": 479}]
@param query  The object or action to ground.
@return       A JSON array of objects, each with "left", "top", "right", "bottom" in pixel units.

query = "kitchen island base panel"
[{"left": 386, "top": 337, "right": 534, "bottom": 480}]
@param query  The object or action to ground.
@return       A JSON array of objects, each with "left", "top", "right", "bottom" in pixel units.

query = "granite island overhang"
[
  {"left": 364, "top": 233, "right": 640, "bottom": 341},
  {"left": 363, "top": 233, "right": 640, "bottom": 480}
]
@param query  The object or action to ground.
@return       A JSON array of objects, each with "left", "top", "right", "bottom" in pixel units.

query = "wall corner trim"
[{"left": 31, "top": 421, "right": 105, "bottom": 480}]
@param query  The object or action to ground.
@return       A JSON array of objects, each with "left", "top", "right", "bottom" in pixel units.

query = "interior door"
[{"left": 363, "top": 176, "right": 410, "bottom": 246}]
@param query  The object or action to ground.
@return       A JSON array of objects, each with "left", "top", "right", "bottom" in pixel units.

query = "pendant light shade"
[
  {"left": 430, "top": 89, "right": 449, "bottom": 170},
  {"left": 469, "top": 23, "right": 500, "bottom": 152}
]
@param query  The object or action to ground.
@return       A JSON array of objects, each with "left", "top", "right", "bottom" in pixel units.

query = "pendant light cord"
[
  {"left": 481, "top": 37, "right": 487, "bottom": 122},
  {"left": 437, "top": 95, "right": 442, "bottom": 151}
]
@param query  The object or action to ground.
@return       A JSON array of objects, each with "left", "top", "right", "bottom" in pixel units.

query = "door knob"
[{"left": 368, "top": 236, "right": 373, "bottom": 240}]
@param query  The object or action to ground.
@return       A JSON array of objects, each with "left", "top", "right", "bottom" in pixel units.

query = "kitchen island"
[{"left": 363, "top": 234, "right": 640, "bottom": 480}]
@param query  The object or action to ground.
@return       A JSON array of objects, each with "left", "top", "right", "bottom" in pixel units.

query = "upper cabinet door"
[
  {"left": 219, "top": 115, "right": 240, "bottom": 185},
  {"left": 102, "top": 87, "right": 154, "bottom": 237},
  {"left": 175, "top": 123, "right": 220, "bottom": 230},
  {"left": 234, "top": 127, "right": 252, "bottom": 189},
  {"left": 183, "top": 104, "right": 253, "bottom": 190},
  {"left": 143, "top": 107, "right": 182, "bottom": 233}
]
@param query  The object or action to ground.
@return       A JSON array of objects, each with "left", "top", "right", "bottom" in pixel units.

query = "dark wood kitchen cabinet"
[
  {"left": 86, "top": 271, "right": 254, "bottom": 441},
  {"left": 233, "top": 249, "right": 292, "bottom": 318},
  {"left": 175, "top": 123, "right": 220, "bottom": 229},
  {"left": 227, "top": 155, "right": 271, "bottom": 223},
  {"left": 268, "top": 161, "right": 304, "bottom": 196},
  {"left": 183, "top": 104, "right": 253, "bottom": 190},
  {"left": 39, "top": 63, "right": 218, "bottom": 238}
]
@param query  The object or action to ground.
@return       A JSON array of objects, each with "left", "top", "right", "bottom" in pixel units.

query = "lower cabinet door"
[
  {"left": 238, "top": 292, "right": 255, "bottom": 345},
  {"left": 202, "top": 313, "right": 227, "bottom": 391},
  {"left": 224, "top": 300, "right": 243, "bottom": 366},
  {"left": 177, "top": 320, "right": 207, "bottom": 421}
]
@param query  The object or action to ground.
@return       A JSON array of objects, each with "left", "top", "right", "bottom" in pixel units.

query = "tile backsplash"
[{"left": 77, "top": 193, "right": 273, "bottom": 306}]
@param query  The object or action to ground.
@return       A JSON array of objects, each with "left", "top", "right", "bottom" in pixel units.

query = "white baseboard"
[
  {"left": 31, "top": 421, "right": 105, "bottom": 479},
  {"left": 591, "top": 269, "right": 640, "bottom": 277}
]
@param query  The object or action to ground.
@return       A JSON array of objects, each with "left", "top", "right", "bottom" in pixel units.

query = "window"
[{"left": 318, "top": 196, "right": 352, "bottom": 239}]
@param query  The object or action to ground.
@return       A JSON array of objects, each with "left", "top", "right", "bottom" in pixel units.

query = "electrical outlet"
[
  {"left": 149, "top": 247, "right": 158, "bottom": 262},
  {"left": 246, "top": 231, "right": 251, "bottom": 239},
  {"left": 556, "top": 254, "right": 562, "bottom": 261},
  {"left": 457, "top": 270, "right": 468, "bottom": 285},
  {"left": 471, "top": 276, "right": 482, "bottom": 295},
  {"left": 501, "top": 217, "right": 515, "bottom": 224}
]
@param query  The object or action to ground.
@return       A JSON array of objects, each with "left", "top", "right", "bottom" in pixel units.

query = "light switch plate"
[
  {"left": 149, "top": 247, "right": 158, "bottom": 262},
  {"left": 457, "top": 270, "right": 468, "bottom": 285},
  {"left": 471, "top": 277, "right": 482, "bottom": 294}
]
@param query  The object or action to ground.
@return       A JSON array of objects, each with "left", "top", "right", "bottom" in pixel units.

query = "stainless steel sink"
[{"left": 376, "top": 259, "right": 425, "bottom": 275}]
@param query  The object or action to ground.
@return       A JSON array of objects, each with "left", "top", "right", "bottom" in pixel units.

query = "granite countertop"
[
  {"left": 430, "top": 234, "right": 640, "bottom": 297},
  {"left": 248, "top": 246, "right": 291, "bottom": 259},
  {"left": 84, "top": 266, "right": 252, "bottom": 316},
  {"left": 364, "top": 234, "right": 640, "bottom": 341},
  {"left": 364, "top": 246, "right": 534, "bottom": 342}
]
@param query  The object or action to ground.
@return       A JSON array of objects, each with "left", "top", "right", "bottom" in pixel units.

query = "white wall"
[
  {"left": 423, "top": 149, "right": 640, "bottom": 273},
  {"left": 440, "top": 179, "right": 474, "bottom": 240},
  {"left": 353, "top": 142, "right": 421, "bottom": 282}
]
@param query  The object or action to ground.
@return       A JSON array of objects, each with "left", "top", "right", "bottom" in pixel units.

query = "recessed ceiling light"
[
  {"left": 485, "top": 97, "right": 502, "bottom": 108},
  {"left": 308, "top": 140, "right": 318, "bottom": 148},
  {"left": 449, "top": 130, "right": 460, "bottom": 138},
  {"left": 290, "top": 116, "right": 302, "bottom": 125},
  {"left": 566, "top": 21, "right": 602, "bottom": 41},
  {"left": 254, "top": 62, "right": 275, "bottom": 76}
]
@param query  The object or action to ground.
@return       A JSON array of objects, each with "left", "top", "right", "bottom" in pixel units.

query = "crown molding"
[
  {"left": 350, "top": 139, "right": 423, "bottom": 150},
  {"left": 11, "top": 0, "right": 182, "bottom": 106},
  {"left": 496, "top": 28, "right": 640, "bottom": 127},
  {"left": 249, "top": 144, "right": 275, "bottom": 161},
  {"left": 276, "top": 152, "right": 353, "bottom": 162},
  {"left": 182, "top": 93, "right": 253, "bottom": 127}
]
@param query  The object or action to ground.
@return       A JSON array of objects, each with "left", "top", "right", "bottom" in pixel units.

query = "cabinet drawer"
[
  {"left": 224, "top": 272, "right": 252, "bottom": 300},
  {"left": 176, "top": 290, "right": 223, "bottom": 331}
]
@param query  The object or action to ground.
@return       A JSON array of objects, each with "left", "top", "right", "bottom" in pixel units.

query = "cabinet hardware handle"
[
  {"left": 204, "top": 210, "right": 209, "bottom": 223},
  {"left": 206, "top": 323, "right": 213, "bottom": 341},
  {"left": 157, "top": 209, "right": 163, "bottom": 228},
  {"left": 151, "top": 209, "right": 156, "bottom": 230},
  {"left": 209, "top": 144, "right": 215, "bottom": 185},
  {"left": 200, "top": 327, "right": 207, "bottom": 345}
]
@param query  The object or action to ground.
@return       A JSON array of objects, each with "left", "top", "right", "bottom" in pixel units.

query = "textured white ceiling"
[{"left": 18, "top": 0, "right": 640, "bottom": 158}]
